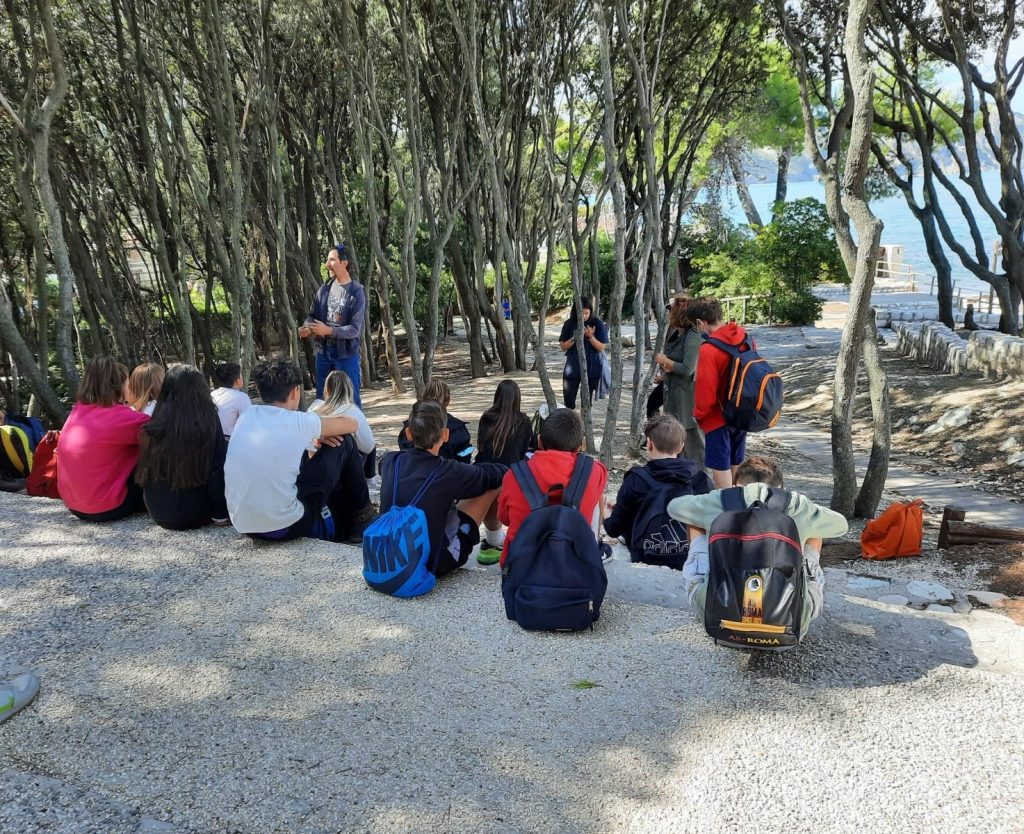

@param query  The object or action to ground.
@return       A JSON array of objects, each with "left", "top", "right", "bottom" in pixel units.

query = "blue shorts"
[{"left": 704, "top": 426, "right": 747, "bottom": 471}]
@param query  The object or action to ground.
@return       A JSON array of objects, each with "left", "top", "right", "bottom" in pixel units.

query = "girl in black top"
[
  {"left": 136, "top": 365, "right": 229, "bottom": 530},
  {"left": 476, "top": 380, "right": 532, "bottom": 564},
  {"left": 476, "top": 380, "right": 533, "bottom": 465}
]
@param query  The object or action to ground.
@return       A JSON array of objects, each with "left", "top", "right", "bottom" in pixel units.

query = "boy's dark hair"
[
  {"left": 735, "top": 456, "right": 784, "bottom": 488},
  {"left": 539, "top": 408, "right": 585, "bottom": 452},
  {"left": 213, "top": 362, "right": 242, "bottom": 389},
  {"left": 421, "top": 379, "right": 451, "bottom": 408},
  {"left": 77, "top": 356, "right": 129, "bottom": 407},
  {"left": 253, "top": 357, "right": 302, "bottom": 404},
  {"left": 645, "top": 414, "right": 685, "bottom": 455},
  {"left": 408, "top": 400, "right": 447, "bottom": 449},
  {"left": 687, "top": 296, "right": 723, "bottom": 327}
]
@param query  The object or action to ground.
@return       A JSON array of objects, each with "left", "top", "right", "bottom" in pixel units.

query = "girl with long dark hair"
[
  {"left": 135, "top": 365, "right": 229, "bottom": 530},
  {"left": 558, "top": 296, "right": 608, "bottom": 409},
  {"left": 475, "top": 380, "right": 532, "bottom": 565}
]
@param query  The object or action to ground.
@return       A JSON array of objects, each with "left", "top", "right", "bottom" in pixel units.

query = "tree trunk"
[
  {"left": 726, "top": 138, "right": 763, "bottom": 228},
  {"left": 773, "top": 146, "right": 791, "bottom": 210},
  {"left": 854, "top": 312, "right": 891, "bottom": 516}
]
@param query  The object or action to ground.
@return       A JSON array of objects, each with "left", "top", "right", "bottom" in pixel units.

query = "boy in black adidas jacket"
[
  {"left": 381, "top": 400, "right": 506, "bottom": 579},
  {"left": 603, "top": 415, "right": 713, "bottom": 566}
]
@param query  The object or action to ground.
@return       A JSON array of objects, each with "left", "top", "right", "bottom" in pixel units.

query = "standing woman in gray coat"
[{"left": 653, "top": 296, "right": 705, "bottom": 467}]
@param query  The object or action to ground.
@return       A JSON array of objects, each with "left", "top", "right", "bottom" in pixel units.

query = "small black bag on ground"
[
  {"left": 704, "top": 487, "right": 805, "bottom": 650},
  {"left": 501, "top": 456, "right": 607, "bottom": 631}
]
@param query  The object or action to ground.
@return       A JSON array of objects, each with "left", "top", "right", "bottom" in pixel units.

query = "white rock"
[
  {"left": 926, "top": 604, "right": 955, "bottom": 614},
  {"left": 138, "top": 819, "right": 176, "bottom": 834},
  {"left": 877, "top": 594, "right": 910, "bottom": 606},
  {"left": 992, "top": 409, "right": 1005, "bottom": 419},
  {"left": 907, "top": 580, "right": 955, "bottom": 603},
  {"left": 847, "top": 575, "right": 890, "bottom": 591},
  {"left": 952, "top": 441, "right": 966, "bottom": 457},
  {"left": 968, "top": 590, "right": 1008, "bottom": 608},
  {"left": 998, "top": 436, "right": 1018, "bottom": 453},
  {"left": 815, "top": 383, "right": 831, "bottom": 394},
  {"left": 923, "top": 405, "right": 973, "bottom": 436},
  {"left": 909, "top": 414, "right": 921, "bottom": 424},
  {"left": 1009, "top": 451, "right": 1024, "bottom": 467}
]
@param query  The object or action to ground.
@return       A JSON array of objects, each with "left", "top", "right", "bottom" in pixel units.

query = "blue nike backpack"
[
  {"left": 6, "top": 414, "right": 45, "bottom": 450},
  {"left": 501, "top": 456, "right": 608, "bottom": 631},
  {"left": 362, "top": 456, "right": 444, "bottom": 598}
]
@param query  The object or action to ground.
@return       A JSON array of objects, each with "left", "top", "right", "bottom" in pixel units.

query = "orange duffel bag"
[{"left": 861, "top": 498, "right": 924, "bottom": 560}]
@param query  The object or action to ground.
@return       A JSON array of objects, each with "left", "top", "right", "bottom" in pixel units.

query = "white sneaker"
[{"left": 366, "top": 475, "right": 382, "bottom": 491}]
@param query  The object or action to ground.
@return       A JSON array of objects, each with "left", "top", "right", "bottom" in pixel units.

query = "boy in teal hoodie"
[{"left": 668, "top": 455, "right": 849, "bottom": 631}]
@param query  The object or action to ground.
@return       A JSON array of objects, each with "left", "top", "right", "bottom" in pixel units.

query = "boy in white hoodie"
[{"left": 668, "top": 455, "right": 848, "bottom": 630}]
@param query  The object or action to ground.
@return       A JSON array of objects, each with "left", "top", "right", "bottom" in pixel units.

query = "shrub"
[{"left": 758, "top": 198, "right": 846, "bottom": 290}]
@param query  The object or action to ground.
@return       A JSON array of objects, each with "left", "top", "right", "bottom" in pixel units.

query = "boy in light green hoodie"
[{"left": 667, "top": 455, "right": 849, "bottom": 630}]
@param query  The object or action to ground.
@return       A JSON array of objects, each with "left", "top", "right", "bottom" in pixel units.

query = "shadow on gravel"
[{"left": 737, "top": 595, "right": 977, "bottom": 689}]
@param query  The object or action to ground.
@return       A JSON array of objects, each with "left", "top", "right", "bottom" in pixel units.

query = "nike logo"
[{"left": 0, "top": 695, "right": 13, "bottom": 713}]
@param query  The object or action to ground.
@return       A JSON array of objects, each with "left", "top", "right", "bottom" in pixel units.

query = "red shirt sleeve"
[{"left": 693, "top": 342, "right": 719, "bottom": 423}]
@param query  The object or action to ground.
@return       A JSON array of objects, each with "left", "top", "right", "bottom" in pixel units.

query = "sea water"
[{"left": 719, "top": 168, "right": 1004, "bottom": 299}]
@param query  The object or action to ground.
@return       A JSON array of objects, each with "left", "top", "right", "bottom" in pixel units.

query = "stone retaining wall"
[
  {"left": 892, "top": 321, "right": 968, "bottom": 375},
  {"left": 891, "top": 320, "right": 1024, "bottom": 379},
  {"left": 967, "top": 330, "right": 1024, "bottom": 379}
]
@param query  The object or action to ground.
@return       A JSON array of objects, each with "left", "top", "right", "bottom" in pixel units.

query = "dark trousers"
[
  {"left": 255, "top": 435, "right": 369, "bottom": 542},
  {"left": 563, "top": 376, "right": 598, "bottom": 410},
  {"left": 362, "top": 446, "right": 377, "bottom": 480},
  {"left": 71, "top": 479, "right": 146, "bottom": 523},
  {"left": 646, "top": 381, "right": 665, "bottom": 418}
]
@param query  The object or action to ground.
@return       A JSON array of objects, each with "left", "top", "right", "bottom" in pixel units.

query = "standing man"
[{"left": 299, "top": 243, "right": 366, "bottom": 407}]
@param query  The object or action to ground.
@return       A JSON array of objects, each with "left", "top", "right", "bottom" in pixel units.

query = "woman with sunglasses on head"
[{"left": 299, "top": 242, "right": 366, "bottom": 407}]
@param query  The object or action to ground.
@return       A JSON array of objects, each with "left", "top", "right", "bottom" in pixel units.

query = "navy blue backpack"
[
  {"left": 362, "top": 456, "right": 443, "bottom": 598},
  {"left": 501, "top": 456, "right": 608, "bottom": 631},
  {"left": 703, "top": 487, "right": 805, "bottom": 651},
  {"left": 704, "top": 334, "right": 783, "bottom": 433}
]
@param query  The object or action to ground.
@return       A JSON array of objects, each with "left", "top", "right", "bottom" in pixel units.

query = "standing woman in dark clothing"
[
  {"left": 654, "top": 295, "right": 705, "bottom": 467},
  {"left": 136, "top": 365, "right": 229, "bottom": 530},
  {"left": 558, "top": 296, "right": 608, "bottom": 410},
  {"left": 299, "top": 242, "right": 366, "bottom": 407}
]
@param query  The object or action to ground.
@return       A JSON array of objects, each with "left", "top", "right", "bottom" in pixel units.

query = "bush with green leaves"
[{"left": 759, "top": 198, "right": 847, "bottom": 290}]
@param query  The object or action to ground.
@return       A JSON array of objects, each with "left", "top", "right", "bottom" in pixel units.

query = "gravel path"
[{"left": 2, "top": 492, "right": 1024, "bottom": 834}]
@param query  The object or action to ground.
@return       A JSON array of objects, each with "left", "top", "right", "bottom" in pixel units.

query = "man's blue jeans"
[{"left": 315, "top": 348, "right": 362, "bottom": 408}]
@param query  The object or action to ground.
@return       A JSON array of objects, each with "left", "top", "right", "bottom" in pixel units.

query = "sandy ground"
[{"left": 2, "top": 494, "right": 1024, "bottom": 834}]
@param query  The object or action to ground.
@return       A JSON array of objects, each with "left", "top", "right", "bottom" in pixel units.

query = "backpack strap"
[
  {"left": 511, "top": 460, "right": 548, "bottom": 512},
  {"left": 702, "top": 335, "right": 740, "bottom": 357},
  {"left": 720, "top": 486, "right": 747, "bottom": 512},
  {"left": 562, "top": 455, "right": 595, "bottom": 511},
  {"left": 410, "top": 460, "right": 445, "bottom": 508},
  {"left": 763, "top": 488, "right": 792, "bottom": 514}
]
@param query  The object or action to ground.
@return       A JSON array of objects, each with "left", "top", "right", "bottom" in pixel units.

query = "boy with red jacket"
[
  {"left": 690, "top": 297, "right": 753, "bottom": 489},
  {"left": 498, "top": 408, "right": 607, "bottom": 566}
]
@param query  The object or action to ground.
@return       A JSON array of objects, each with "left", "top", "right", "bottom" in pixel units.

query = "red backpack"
[{"left": 27, "top": 430, "right": 61, "bottom": 499}]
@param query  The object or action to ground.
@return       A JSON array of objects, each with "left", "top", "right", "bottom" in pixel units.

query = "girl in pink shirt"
[{"left": 58, "top": 356, "right": 151, "bottom": 521}]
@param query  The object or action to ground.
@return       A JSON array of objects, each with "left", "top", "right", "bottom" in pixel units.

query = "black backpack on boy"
[
  {"left": 501, "top": 456, "right": 608, "bottom": 631},
  {"left": 703, "top": 487, "right": 806, "bottom": 650},
  {"left": 627, "top": 468, "right": 691, "bottom": 570}
]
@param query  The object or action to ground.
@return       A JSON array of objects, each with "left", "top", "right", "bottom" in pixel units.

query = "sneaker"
[
  {"left": 345, "top": 503, "right": 379, "bottom": 545},
  {"left": 0, "top": 672, "right": 40, "bottom": 725},
  {"left": 477, "top": 543, "right": 501, "bottom": 565},
  {"left": 211, "top": 517, "right": 232, "bottom": 528},
  {"left": 599, "top": 542, "right": 614, "bottom": 564},
  {"left": 366, "top": 475, "right": 382, "bottom": 492}
]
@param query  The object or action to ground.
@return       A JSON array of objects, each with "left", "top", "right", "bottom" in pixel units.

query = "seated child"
[
  {"left": 668, "top": 455, "right": 849, "bottom": 630},
  {"left": 397, "top": 379, "right": 472, "bottom": 461},
  {"left": 379, "top": 400, "right": 507, "bottom": 580},
  {"left": 211, "top": 361, "right": 252, "bottom": 438},
  {"left": 136, "top": 365, "right": 230, "bottom": 530},
  {"left": 603, "top": 414, "right": 713, "bottom": 568},
  {"left": 498, "top": 407, "right": 607, "bottom": 566},
  {"left": 311, "top": 370, "right": 375, "bottom": 478},
  {"left": 127, "top": 362, "right": 165, "bottom": 416},
  {"left": 224, "top": 358, "right": 371, "bottom": 543},
  {"left": 58, "top": 356, "right": 150, "bottom": 521},
  {"left": 475, "top": 379, "right": 534, "bottom": 564}
]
